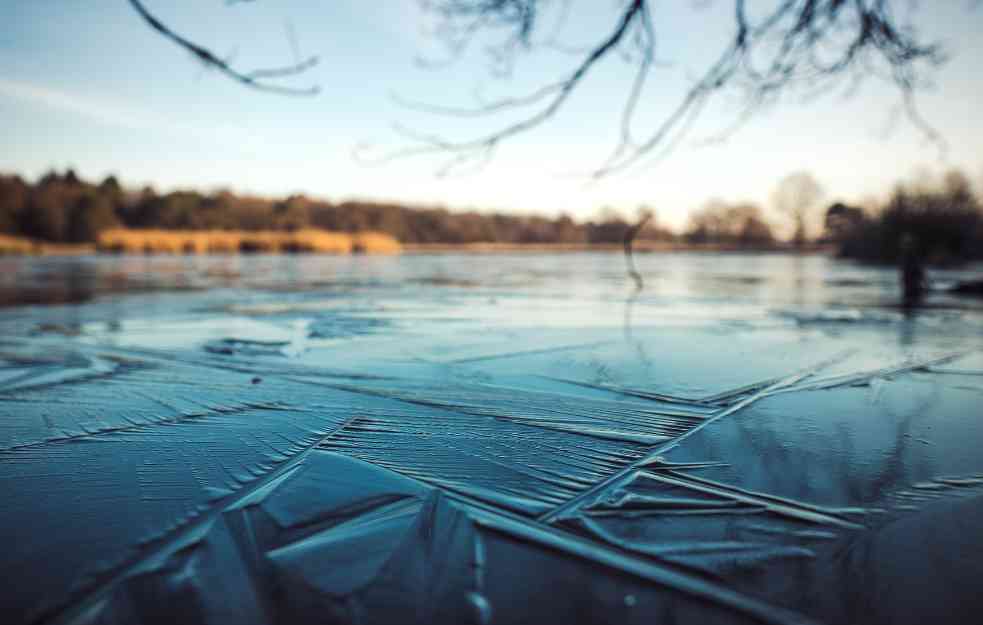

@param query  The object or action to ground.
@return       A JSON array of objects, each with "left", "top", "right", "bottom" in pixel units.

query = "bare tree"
[
  {"left": 130, "top": 1, "right": 953, "bottom": 175},
  {"left": 685, "top": 198, "right": 776, "bottom": 246},
  {"left": 772, "top": 171, "right": 824, "bottom": 247}
]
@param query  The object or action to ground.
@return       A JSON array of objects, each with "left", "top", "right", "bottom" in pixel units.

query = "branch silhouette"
[
  {"left": 128, "top": 0, "right": 320, "bottom": 96},
  {"left": 129, "top": 1, "right": 952, "bottom": 173},
  {"left": 379, "top": 0, "right": 947, "bottom": 177}
]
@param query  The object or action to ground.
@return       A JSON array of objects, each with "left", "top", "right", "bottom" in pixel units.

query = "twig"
[
  {"left": 128, "top": 0, "right": 320, "bottom": 96},
  {"left": 387, "top": 0, "right": 947, "bottom": 177}
]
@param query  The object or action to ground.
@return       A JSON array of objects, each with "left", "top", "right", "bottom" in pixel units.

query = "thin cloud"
[
  {"left": 0, "top": 77, "right": 262, "bottom": 152},
  {"left": 0, "top": 77, "right": 187, "bottom": 133}
]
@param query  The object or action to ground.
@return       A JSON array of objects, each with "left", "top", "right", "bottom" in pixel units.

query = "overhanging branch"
[
  {"left": 128, "top": 0, "right": 320, "bottom": 96},
  {"left": 380, "top": 0, "right": 947, "bottom": 177}
]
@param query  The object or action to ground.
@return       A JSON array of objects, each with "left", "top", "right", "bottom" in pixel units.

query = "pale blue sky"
[{"left": 2, "top": 1, "right": 982, "bottom": 230}]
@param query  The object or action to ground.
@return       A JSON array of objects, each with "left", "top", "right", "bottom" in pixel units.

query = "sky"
[{"left": 2, "top": 1, "right": 982, "bottom": 231}]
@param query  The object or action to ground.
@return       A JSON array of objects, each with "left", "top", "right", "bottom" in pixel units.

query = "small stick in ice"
[{"left": 624, "top": 212, "right": 652, "bottom": 291}]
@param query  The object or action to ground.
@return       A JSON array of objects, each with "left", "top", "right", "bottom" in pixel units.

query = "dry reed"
[
  {"left": 96, "top": 229, "right": 401, "bottom": 255},
  {"left": 0, "top": 234, "right": 93, "bottom": 256}
]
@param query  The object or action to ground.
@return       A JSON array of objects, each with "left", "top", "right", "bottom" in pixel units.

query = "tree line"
[
  {"left": 2, "top": 169, "right": 981, "bottom": 262},
  {"left": 0, "top": 170, "right": 691, "bottom": 247},
  {"left": 825, "top": 170, "right": 983, "bottom": 265}
]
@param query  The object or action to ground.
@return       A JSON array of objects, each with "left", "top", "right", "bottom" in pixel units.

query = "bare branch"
[
  {"left": 390, "top": 80, "right": 567, "bottom": 117},
  {"left": 389, "top": 0, "right": 948, "bottom": 176},
  {"left": 129, "top": 0, "right": 953, "bottom": 169},
  {"left": 128, "top": 0, "right": 320, "bottom": 96},
  {"left": 371, "top": 0, "right": 648, "bottom": 174}
]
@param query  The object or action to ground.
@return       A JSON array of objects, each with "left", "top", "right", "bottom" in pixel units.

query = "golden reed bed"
[
  {"left": 0, "top": 233, "right": 92, "bottom": 256},
  {"left": 96, "top": 229, "right": 400, "bottom": 254},
  {"left": 1, "top": 230, "right": 401, "bottom": 255}
]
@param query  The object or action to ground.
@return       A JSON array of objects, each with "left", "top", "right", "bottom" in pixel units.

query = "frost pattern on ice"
[{"left": 1, "top": 323, "right": 981, "bottom": 625}]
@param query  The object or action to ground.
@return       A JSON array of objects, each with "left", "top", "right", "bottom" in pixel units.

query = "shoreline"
[
  {"left": 403, "top": 242, "right": 831, "bottom": 254},
  {"left": 2, "top": 233, "right": 831, "bottom": 257}
]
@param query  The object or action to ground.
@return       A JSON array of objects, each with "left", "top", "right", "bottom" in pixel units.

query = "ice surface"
[{"left": 1, "top": 253, "right": 981, "bottom": 624}]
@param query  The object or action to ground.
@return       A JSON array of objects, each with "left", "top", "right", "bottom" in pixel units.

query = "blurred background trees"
[
  {"left": 826, "top": 170, "right": 983, "bottom": 264},
  {"left": 3, "top": 168, "right": 981, "bottom": 261},
  {"left": 684, "top": 200, "right": 775, "bottom": 247},
  {"left": 0, "top": 169, "right": 669, "bottom": 247},
  {"left": 772, "top": 172, "right": 824, "bottom": 248}
]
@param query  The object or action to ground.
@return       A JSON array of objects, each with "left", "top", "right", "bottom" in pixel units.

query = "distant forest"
[
  {"left": 0, "top": 169, "right": 772, "bottom": 247},
  {"left": 1, "top": 169, "right": 981, "bottom": 263},
  {"left": 0, "top": 170, "right": 677, "bottom": 246}
]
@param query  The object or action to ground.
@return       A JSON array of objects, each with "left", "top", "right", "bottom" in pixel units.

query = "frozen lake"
[{"left": 1, "top": 252, "right": 982, "bottom": 624}]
